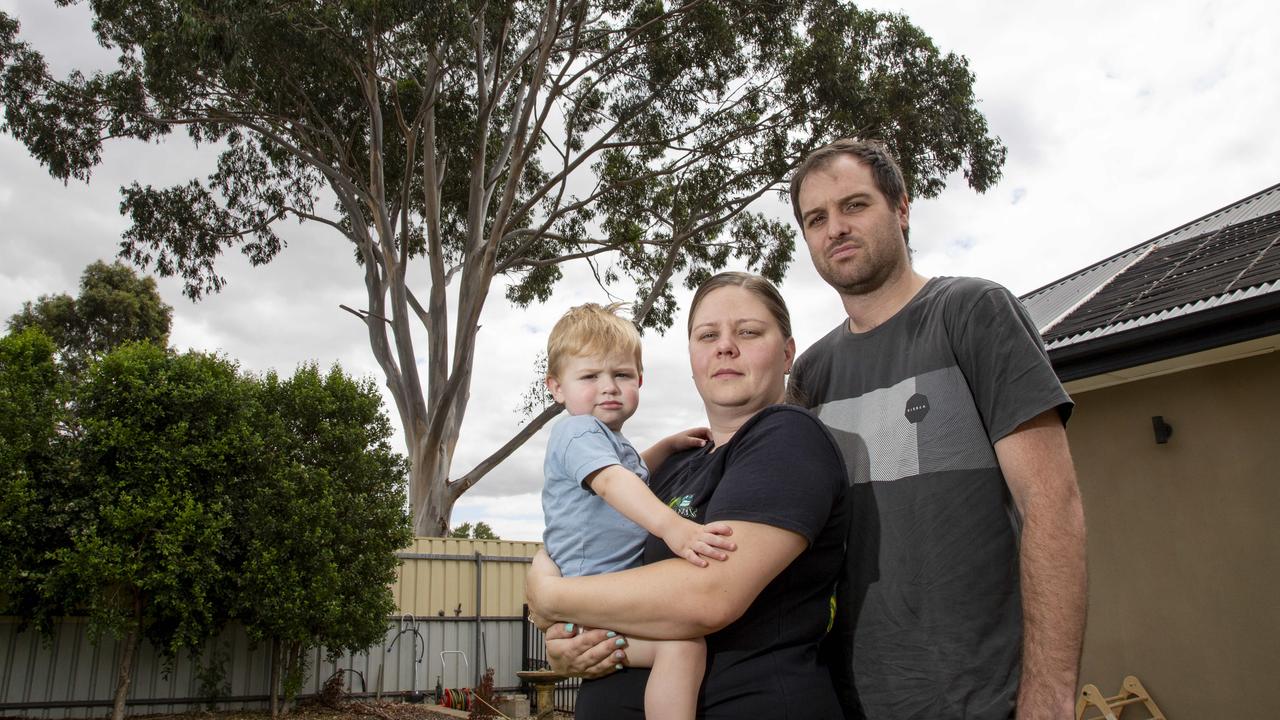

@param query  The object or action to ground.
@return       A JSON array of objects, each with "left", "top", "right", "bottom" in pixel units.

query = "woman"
[{"left": 525, "top": 272, "right": 850, "bottom": 719}]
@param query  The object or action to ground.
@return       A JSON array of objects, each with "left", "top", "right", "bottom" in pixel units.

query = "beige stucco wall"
[{"left": 1067, "top": 349, "right": 1280, "bottom": 719}]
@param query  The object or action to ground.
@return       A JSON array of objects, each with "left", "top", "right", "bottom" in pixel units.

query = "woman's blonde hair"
[{"left": 546, "top": 303, "right": 643, "bottom": 378}]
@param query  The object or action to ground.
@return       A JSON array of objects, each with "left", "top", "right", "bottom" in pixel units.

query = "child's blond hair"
[{"left": 546, "top": 303, "right": 643, "bottom": 379}]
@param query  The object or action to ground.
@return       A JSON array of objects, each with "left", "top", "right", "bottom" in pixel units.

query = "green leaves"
[
  {"left": 0, "top": 10, "right": 166, "bottom": 182},
  {"left": 0, "top": 327, "right": 67, "bottom": 618},
  {"left": 4, "top": 0, "right": 1005, "bottom": 311},
  {"left": 238, "top": 363, "right": 411, "bottom": 656},
  {"left": 449, "top": 521, "right": 499, "bottom": 540},
  {"left": 2, "top": 0, "right": 1011, "bottom": 531},
  {"left": 0, "top": 328, "right": 61, "bottom": 468},
  {"left": 64, "top": 342, "right": 254, "bottom": 652},
  {"left": 119, "top": 179, "right": 280, "bottom": 300},
  {"left": 784, "top": 2, "right": 1006, "bottom": 199},
  {"left": 7, "top": 261, "right": 173, "bottom": 377},
  {"left": 0, "top": 331, "right": 410, "bottom": 665}
]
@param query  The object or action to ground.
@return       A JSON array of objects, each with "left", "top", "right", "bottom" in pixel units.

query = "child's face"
[{"left": 546, "top": 351, "right": 642, "bottom": 432}]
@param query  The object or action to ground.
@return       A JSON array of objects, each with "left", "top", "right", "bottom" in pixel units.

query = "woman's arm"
[{"left": 527, "top": 520, "right": 807, "bottom": 639}]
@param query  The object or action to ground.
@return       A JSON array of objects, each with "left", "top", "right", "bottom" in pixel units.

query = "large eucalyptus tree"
[{"left": 1, "top": 0, "right": 1005, "bottom": 534}]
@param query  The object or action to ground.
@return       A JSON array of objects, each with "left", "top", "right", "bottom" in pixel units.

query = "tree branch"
[
  {"left": 632, "top": 236, "right": 686, "bottom": 326},
  {"left": 449, "top": 403, "right": 564, "bottom": 499},
  {"left": 338, "top": 303, "right": 391, "bottom": 325}
]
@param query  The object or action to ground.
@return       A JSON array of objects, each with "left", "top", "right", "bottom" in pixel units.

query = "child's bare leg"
[
  {"left": 626, "top": 638, "right": 704, "bottom": 720},
  {"left": 623, "top": 637, "right": 657, "bottom": 668}
]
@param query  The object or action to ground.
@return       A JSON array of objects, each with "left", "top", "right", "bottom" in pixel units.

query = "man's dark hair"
[{"left": 789, "top": 139, "right": 910, "bottom": 245}]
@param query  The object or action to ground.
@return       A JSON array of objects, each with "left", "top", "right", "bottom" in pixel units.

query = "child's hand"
[
  {"left": 664, "top": 427, "right": 712, "bottom": 453},
  {"left": 643, "top": 428, "right": 712, "bottom": 474},
  {"left": 662, "top": 518, "right": 737, "bottom": 567}
]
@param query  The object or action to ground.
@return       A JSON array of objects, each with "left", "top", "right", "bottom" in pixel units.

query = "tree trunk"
[
  {"left": 409, "top": 391, "right": 563, "bottom": 537},
  {"left": 281, "top": 641, "right": 292, "bottom": 718},
  {"left": 270, "top": 638, "right": 281, "bottom": 719},
  {"left": 111, "top": 595, "right": 142, "bottom": 720},
  {"left": 411, "top": 435, "right": 455, "bottom": 537},
  {"left": 281, "top": 640, "right": 304, "bottom": 717}
]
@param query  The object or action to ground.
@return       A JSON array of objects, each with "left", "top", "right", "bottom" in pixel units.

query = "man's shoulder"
[
  {"left": 927, "top": 275, "right": 1009, "bottom": 304},
  {"left": 921, "top": 275, "right": 1024, "bottom": 332}
]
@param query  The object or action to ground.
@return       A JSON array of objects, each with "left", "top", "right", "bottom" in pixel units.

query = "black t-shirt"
[{"left": 575, "top": 405, "right": 850, "bottom": 720}]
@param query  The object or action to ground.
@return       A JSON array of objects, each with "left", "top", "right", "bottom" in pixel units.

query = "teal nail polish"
[
  {"left": 615, "top": 638, "right": 625, "bottom": 646},
  {"left": 615, "top": 663, "right": 623, "bottom": 670},
  {"left": 564, "top": 623, "right": 574, "bottom": 632},
  {"left": 606, "top": 631, "right": 617, "bottom": 638}
]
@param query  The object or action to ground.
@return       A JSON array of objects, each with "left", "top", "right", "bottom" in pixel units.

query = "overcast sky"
[{"left": 3, "top": 0, "right": 1278, "bottom": 540}]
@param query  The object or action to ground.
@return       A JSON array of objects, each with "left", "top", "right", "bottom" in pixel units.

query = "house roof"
[{"left": 1020, "top": 182, "right": 1280, "bottom": 380}]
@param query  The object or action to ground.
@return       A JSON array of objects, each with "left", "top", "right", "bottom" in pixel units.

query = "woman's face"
[{"left": 688, "top": 285, "right": 795, "bottom": 417}]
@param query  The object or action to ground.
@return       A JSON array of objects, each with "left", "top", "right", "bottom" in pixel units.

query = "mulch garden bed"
[
  {"left": 0, "top": 701, "right": 575, "bottom": 720},
  {"left": 4, "top": 708, "right": 463, "bottom": 720}
]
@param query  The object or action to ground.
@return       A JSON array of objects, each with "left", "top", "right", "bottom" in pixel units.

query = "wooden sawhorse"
[{"left": 1076, "top": 675, "right": 1166, "bottom": 720}]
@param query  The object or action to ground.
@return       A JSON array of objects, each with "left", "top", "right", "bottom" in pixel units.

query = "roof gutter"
[{"left": 1047, "top": 291, "right": 1280, "bottom": 382}]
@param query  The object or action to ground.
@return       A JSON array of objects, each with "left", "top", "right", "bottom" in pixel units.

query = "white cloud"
[{"left": 451, "top": 493, "right": 546, "bottom": 544}]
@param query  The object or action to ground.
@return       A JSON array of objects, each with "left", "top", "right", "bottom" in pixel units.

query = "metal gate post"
[{"left": 473, "top": 550, "right": 483, "bottom": 687}]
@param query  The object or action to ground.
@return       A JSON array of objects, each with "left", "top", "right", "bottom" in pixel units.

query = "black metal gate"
[{"left": 521, "top": 605, "right": 581, "bottom": 713}]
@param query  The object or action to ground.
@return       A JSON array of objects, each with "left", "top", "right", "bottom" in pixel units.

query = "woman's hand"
[
  {"left": 545, "top": 623, "right": 628, "bottom": 678},
  {"left": 528, "top": 551, "right": 627, "bottom": 677}
]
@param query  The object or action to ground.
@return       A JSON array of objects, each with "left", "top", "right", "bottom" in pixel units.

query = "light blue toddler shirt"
[{"left": 542, "top": 414, "right": 650, "bottom": 577}]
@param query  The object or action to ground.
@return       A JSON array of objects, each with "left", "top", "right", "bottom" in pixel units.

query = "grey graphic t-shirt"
[{"left": 790, "top": 276, "right": 1072, "bottom": 720}]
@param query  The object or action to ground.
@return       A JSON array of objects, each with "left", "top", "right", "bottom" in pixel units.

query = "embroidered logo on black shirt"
[{"left": 667, "top": 494, "right": 697, "bottom": 519}]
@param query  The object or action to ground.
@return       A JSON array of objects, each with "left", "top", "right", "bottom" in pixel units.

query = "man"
[{"left": 788, "top": 138, "right": 1086, "bottom": 720}]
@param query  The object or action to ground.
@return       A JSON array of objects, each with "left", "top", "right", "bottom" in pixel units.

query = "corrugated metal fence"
[{"left": 0, "top": 538, "right": 580, "bottom": 717}]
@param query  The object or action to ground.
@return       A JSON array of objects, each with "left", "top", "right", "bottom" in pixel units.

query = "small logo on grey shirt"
[{"left": 905, "top": 393, "right": 930, "bottom": 423}]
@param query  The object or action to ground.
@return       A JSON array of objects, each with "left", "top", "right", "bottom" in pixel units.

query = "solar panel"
[{"left": 1044, "top": 209, "right": 1280, "bottom": 344}]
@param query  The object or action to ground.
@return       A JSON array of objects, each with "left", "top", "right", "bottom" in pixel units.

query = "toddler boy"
[{"left": 541, "top": 303, "right": 734, "bottom": 720}]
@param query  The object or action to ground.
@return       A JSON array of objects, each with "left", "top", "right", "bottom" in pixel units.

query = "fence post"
[{"left": 474, "top": 550, "right": 483, "bottom": 687}]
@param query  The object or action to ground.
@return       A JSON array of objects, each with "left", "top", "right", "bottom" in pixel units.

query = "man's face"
[{"left": 797, "top": 155, "right": 911, "bottom": 296}]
